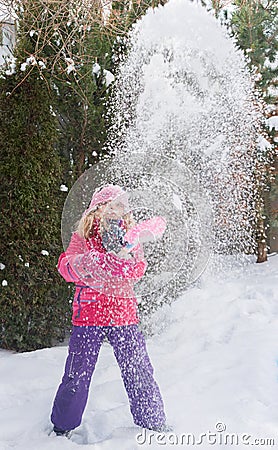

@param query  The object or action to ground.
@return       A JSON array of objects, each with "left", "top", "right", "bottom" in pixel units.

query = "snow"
[
  {"left": 4, "top": 56, "right": 16, "bottom": 75},
  {"left": 65, "top": 58, "right": 75, "bottom": 75},
  {"left": 92, "top": 62, "right": 101, "bottom": 75},
  {"left": 103, "top": 69, "right": 115, "bottom": 86},
  {"left": 106, "top": 0, "right": 263, "bottom": 302},
  {"left": 257, "top": 134, "right": 272, "bottom": 151},
  {"left": 266, "top": 116, "right": 278, "bottom": 131},
  {"left": 20, "top": 63, "right": 28, "bottom": 72},
  {"left": 38, "top": 61, "right": 46, "bottom": 69},
  {"left": 172, "top": 193, "right": 183, "bottom": 212},
  {"left": 20, "top": 56, "right": 41, "bottom": 72},
  {"left": 0, "top": 254, "right": 277, "bottom": 449},
  {"left": 26, "top": 56, "right": 37, "bottom": 66},
  {"left": 264, "top": 55, "right": 278, "bottom": 70},
  {"left": 92, "top": 64, "right": 114, "bottom": 86}
]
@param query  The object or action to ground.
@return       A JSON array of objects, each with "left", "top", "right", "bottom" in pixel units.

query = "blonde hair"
[{"left": 75, "top": 201, "right": 136, "bottom": 239}]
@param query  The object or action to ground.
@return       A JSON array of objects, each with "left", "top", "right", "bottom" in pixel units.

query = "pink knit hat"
[{"left": 83, "top": 184, "right": 130, "bottom": 217}]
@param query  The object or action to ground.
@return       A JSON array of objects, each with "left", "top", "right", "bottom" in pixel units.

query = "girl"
[{"left": 50, "top": 184, "right": 169, "bottom": 437}]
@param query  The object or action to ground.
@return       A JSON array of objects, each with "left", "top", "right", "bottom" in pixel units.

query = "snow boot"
[
  {"left": 146, "top": 423, "right": 174, "bottom": 433},
  {"left": 53, "top": 426, "right": 73, "bottom": 438}
]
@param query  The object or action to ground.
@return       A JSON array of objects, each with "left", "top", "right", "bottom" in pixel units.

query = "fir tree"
[
  {"left": 0, "top": 3, "right": 70, "bottom": 351},
  {"left": 54, "top": 17, "right": 114, "bottom": 182},
  {"left": 198, "top": 0, "right": 278, "bottom": 260},
  {"left": 230, "top": 0, "right": 278, "bottom": 259},
  {"left": 55, "top": 0, "right": 169, "bottom": 182}
]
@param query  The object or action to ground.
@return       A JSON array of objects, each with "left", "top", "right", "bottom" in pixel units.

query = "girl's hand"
[
  {"left": 116, "top": 243, "right": 145, "bottom": 261},
  {"left": 131, "top": 244, "right": 145, "bottom": 261}
]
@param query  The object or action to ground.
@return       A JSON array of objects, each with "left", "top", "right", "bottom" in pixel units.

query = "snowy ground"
[{"left": 1, "top": 254, "right": 278, "bottom": 450}]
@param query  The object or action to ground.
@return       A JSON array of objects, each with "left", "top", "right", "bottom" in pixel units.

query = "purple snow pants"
[{"left": 51, "top": 324, "right": 166, "bottom": 431}]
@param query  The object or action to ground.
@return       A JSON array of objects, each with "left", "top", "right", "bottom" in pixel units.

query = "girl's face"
[{"left": 96, "top": 200, "right": 126, "bottom": 220}]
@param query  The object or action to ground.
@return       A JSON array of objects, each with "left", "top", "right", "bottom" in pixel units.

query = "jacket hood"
[{"left": 83, "top": 184, "right": 130, "bottom": 217}]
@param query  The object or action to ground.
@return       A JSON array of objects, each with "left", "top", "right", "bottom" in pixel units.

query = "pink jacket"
[{"left": 57, "top": 218, "right": 147, "bottom": 326}]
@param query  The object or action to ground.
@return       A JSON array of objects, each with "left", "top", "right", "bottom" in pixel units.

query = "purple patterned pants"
[{"left": 51, "top": 324, "right": 166, "bottom": 431}]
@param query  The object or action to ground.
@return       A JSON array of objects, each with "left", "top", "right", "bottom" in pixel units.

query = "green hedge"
[{"left": 0, "top": 62, "right": 71, "bottom": 352}]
